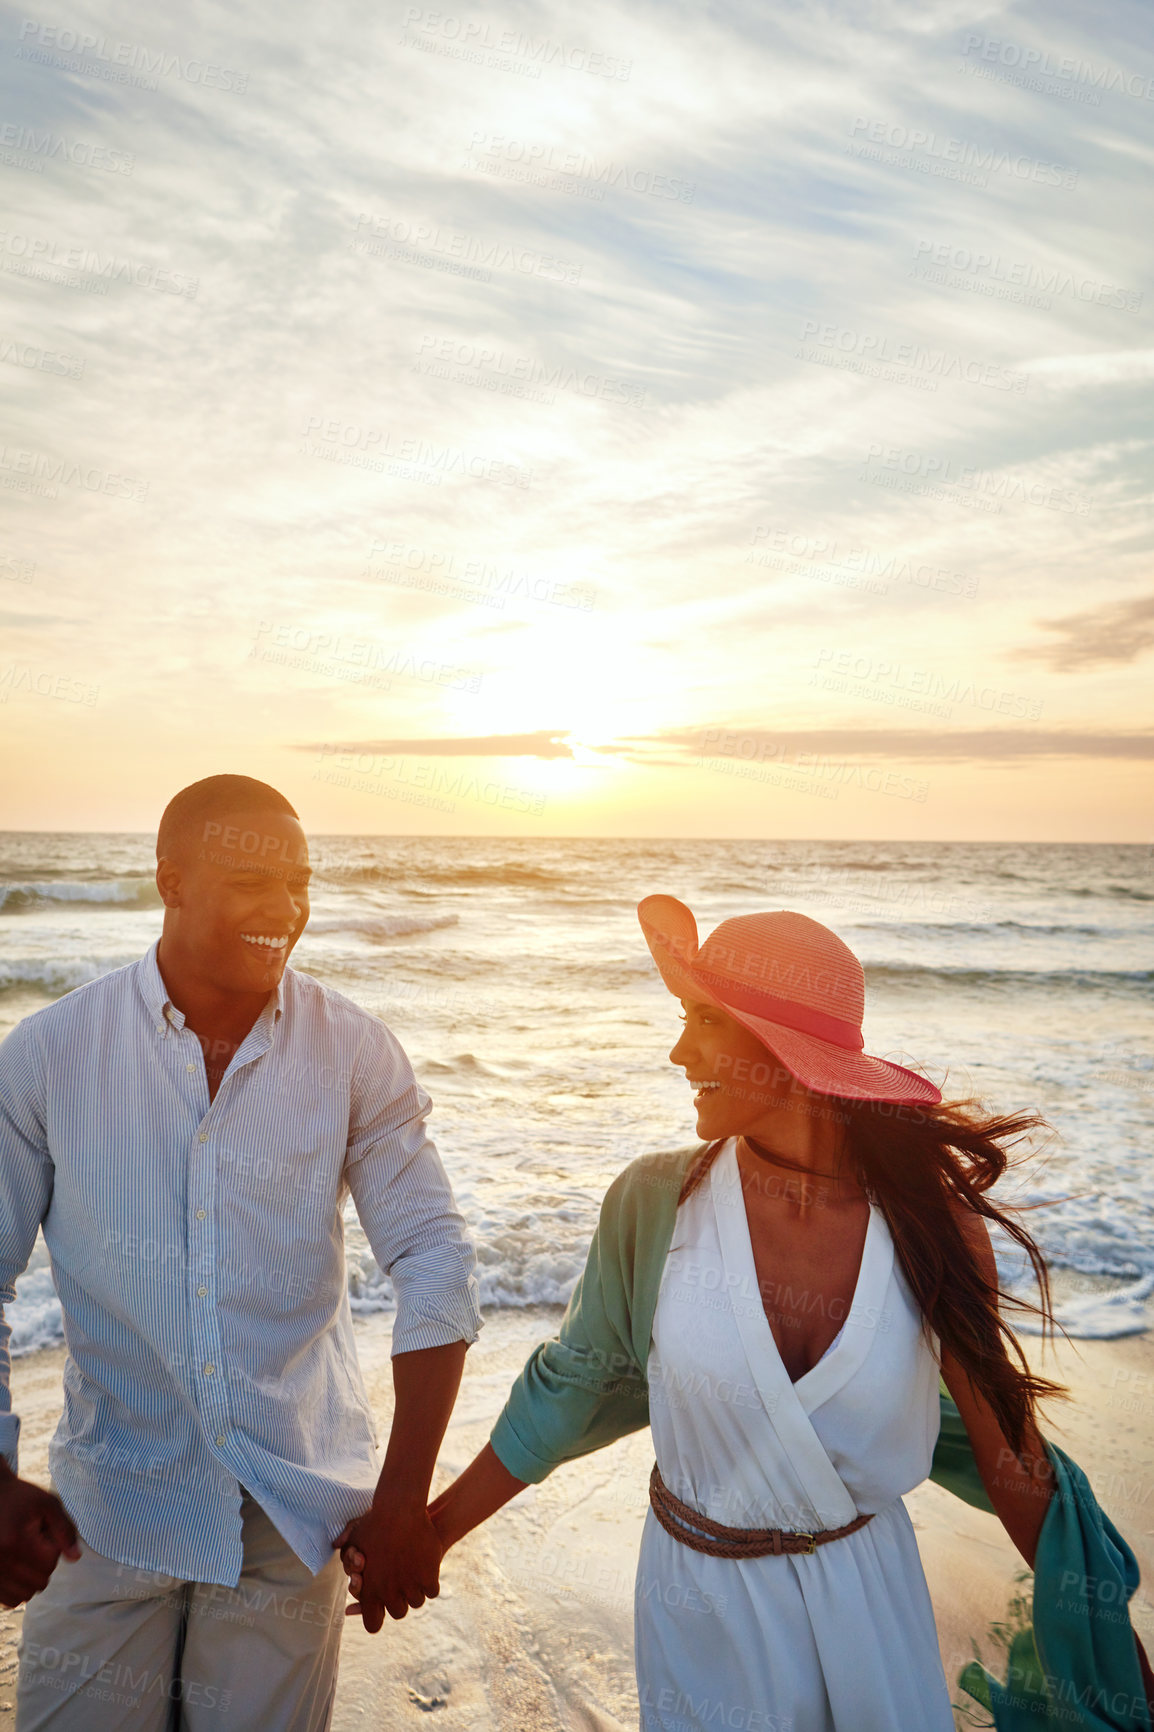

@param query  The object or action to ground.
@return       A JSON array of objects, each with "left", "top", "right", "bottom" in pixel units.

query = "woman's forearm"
[
  {"left": 982, "top": 1423, "right": 1054, "bottom": 1570},
  {"left": 941, "top": 1349, "right": 1054, "bottom": 1568},
  {"left": 428, "top": 1442, "right": 528, "bottom": 1550}
]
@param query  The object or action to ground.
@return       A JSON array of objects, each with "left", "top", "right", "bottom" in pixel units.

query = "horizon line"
[{"left": 0, "top": 829, "right": 1147, "bottom": 847}]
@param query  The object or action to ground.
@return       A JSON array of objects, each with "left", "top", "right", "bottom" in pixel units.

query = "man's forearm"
[{"left": 371, "top": 1339, "right": 468, "bottom": 1511}]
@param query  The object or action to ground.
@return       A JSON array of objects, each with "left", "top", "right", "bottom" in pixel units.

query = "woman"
[{"left": 343, "top": 896, "right": 1104, "bottom": 1729}]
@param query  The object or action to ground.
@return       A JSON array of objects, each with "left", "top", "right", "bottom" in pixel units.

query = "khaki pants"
[{"left": 15, "top": 1492, "right": 346, "bottom": 1731}]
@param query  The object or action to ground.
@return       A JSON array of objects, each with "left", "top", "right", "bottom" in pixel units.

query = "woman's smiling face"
[{"left": 669, "top": 998, "right": 799, "bottom": 1141}]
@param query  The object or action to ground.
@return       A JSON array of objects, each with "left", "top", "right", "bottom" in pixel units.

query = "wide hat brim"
[{"left": 638, "top": 894, "right": 941, "bottom": 1105}]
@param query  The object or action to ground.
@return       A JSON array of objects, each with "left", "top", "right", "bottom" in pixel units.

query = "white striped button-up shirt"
[{"left": 0, "top": 941, "right": 481, "bottom": 1585}]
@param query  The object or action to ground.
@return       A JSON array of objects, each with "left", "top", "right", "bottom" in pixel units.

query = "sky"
[{"left": 1, "top": 0, "right": 1152, "bottom": 840}]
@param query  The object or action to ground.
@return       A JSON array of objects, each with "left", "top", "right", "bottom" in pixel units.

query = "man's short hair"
[{"left": 156, "top": 775, "right": 299, "bottom": 862}]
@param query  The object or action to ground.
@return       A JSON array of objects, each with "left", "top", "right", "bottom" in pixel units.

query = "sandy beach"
[{"left": 1, "top": 1310, "right": 1150, "bottom": 1731}]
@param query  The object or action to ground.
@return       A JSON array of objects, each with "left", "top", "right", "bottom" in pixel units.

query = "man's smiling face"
[{"left": 157, "top": 808, "right": 311, "bottom": 997}]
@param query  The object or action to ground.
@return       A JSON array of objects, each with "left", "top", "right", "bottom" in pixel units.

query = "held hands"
[
  {"left": 0, "top": 1466, "right": 81, "bottom": 1607},
  {"left": 335, "top": 1442, "right": 525, "bottom": 1633},
  {"left": 334, "top": 1499, "right": 445, "bottom": 1633}
]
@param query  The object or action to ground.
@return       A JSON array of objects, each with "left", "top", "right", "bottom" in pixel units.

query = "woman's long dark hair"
[{"left": 680, "top": 1096, "right": 1070, "bottom": 1456}]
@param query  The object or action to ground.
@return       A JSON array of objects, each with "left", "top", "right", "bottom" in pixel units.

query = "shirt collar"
[{"left": 138, "top": 939, "right": 285, "bottom": 1034}]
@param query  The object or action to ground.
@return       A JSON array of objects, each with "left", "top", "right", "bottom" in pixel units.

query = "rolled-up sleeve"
[
  {"left": 344, "top": 1019, "right": 482, "bottom": 1356},
  {"left": 0, "top": 1022, "right": 54, "bottom": 1473},
  {"left": 490, "top": 1205, "right": 649, "bottom": 1483}
]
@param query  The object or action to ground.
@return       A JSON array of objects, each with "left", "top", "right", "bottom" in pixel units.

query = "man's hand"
[
  {"left": 334, "top": 1501, "right": 444, "bottom": 1633},
  {"left": 332, "top": 1339, "right": 467, "bottom": 1633},
  {"left": 0, "top": 1467, "right": 81, "bottom": 1607}
]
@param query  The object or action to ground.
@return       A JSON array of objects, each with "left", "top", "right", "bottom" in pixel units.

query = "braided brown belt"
[{"left": 648, "top": 1463, "right": 874, "bottom": 1558}]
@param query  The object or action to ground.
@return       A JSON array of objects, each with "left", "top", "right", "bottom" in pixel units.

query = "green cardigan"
[{"left": 491, "top": 1148, "right": 1151, "bottom": 1732}]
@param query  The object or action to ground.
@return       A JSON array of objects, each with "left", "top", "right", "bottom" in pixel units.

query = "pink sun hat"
[{"left": 637, "top": 894, "right": 941, "bottom": 1105}]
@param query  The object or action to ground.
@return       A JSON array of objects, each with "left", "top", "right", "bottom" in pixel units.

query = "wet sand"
[{"left": 2, "top": 1313, "right": 1151, "bottom": 1730}]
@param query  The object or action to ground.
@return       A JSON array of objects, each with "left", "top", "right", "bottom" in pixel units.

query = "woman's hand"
[{"left": 337, "top": 1527, "right": 369, "bottom": 1610}]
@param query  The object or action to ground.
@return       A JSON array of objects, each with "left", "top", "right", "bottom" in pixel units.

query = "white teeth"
[
  {"left": 692, "top": 1081, "right": 721, "bottom": 1092},
  {"left": 240, "top": 934, "right": 289, "bottom": 949}
]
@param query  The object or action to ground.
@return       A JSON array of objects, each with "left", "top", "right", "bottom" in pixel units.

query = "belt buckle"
[{"left": 796, "top": 1531, "right": 817, "bottom": 1554}]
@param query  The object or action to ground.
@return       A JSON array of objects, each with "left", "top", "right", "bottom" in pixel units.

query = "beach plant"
[{"left": 952, "top": 1569, "right": 1038, "bottom": 1728}]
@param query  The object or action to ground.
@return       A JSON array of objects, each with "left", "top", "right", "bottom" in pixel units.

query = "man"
[{"left": 0, "top": 774, "right": 481, "bottom": 1729}]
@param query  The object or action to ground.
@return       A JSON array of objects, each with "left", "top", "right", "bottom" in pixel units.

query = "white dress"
[{"left": 635, "top": 1139, "right": 956, "bottom": 1732}]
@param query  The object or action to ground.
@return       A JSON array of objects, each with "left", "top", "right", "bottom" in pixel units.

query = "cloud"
[
  {"left": 4, "top": 0, "right": 1152, "bottom": 834},
  {"left": 1024, "top": 350, "right": 1154, "bottom": 391},
  {"left": 619, "top": 727, "right": 1154, "bottom": 761},
  {"left": 291, "top": 731, "right": 574, "bottom": 758},
  {"left": 0, "top": 611, "right": 71, "bottom": 630},
  {"left": 1013, "top": 594, "right": 1154, "bottom": 671}
]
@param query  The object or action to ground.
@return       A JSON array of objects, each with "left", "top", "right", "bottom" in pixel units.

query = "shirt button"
[
  {"left": 196, "top": 1209, "right": 206, "bottom": 1220},
  {"left": 204, "top": 1364, "right": 214, "bottom": 1376},
  {"left": 156, "top": 1023, "right": 165, "bottom": 1033},
  {"left": 198, "top": 1133, "right": 208, "bottom": 1143},
  {"left": 215, "top": 1435, "right": 226, "bottom": 1447},
  {"left": 186, "top": 1064, "right": 195, "bottom": 1074},
  {"left": 197, "top": 1286, "right": 207, "bottom": 1297}
]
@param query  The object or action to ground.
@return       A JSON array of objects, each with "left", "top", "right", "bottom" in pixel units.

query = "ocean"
[{"left": 1, "top": 833, "right": 1151, "bottom": 1352}]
